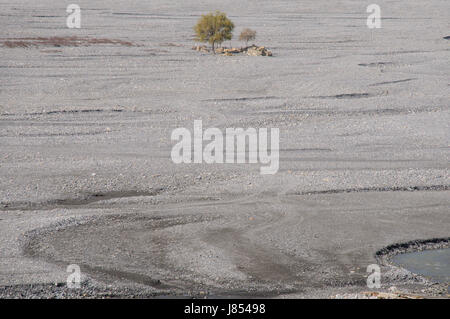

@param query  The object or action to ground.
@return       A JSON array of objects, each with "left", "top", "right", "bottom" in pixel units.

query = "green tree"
[
  {"left": 194, "top": 11, "right": 234, "bottom": 54},
  {"left": 239, "top": 28, "right": 256, "bottom": 46}
]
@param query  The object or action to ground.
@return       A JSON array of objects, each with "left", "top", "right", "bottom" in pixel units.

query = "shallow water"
[{"left": 393, "top": 248, "right": 450, "bottom": 283}]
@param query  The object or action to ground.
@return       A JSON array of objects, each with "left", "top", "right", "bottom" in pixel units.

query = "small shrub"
[
  {"left": 194, "top": 11, "right": 234, "bottom": 54},
  {"left": 239, "top": 28, "right": 256, "bottom": 46}
]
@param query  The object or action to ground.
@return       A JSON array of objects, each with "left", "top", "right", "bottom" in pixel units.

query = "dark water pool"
[{"left": 393, "top": 248, "right": 450, "bottom": 283}]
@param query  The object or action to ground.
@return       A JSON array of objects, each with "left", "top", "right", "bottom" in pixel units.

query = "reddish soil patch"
[
  {"left": 159, "top": 42, "right": 183, "bottom": 47},
  {"left": 1, "top": 36, "right": 135, "bottom": 48}
]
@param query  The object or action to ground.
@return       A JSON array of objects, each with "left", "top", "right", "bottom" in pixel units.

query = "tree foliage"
[
  {"left": 239, "top": 28, "right": 257, "bottom": 46},
  {"left": 194, "top": 11, "right": 234, "bottom": 53}
]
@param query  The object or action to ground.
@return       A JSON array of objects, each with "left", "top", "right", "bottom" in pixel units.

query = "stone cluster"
[{"left": 192, "top": 45, "right": 272, "bottom": 56}]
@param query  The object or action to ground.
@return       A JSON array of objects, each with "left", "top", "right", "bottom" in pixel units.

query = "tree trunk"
[{"left": 212, "top": 41, "right": 215, "bottom": 55}]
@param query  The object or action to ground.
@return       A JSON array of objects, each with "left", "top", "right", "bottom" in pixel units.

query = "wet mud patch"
[
  {"left": 309, "top": 93, "right": 373, "bottom": 99},
  {"left": 282, "top": 148, "right": 333, "bottom": 152},
  {"left": 204, "top": 228, "right": 304, "bottom": 283},
  {"left": 370, "top": 78, "right": 417, "bottom": 86},
  {"left": 0, "top": 108, "right": 124, "bottom": 117},
  {"left": 20, "top": 212, "right": 316, "bottom": 296},
  {"left": 0, "top": 189, "right": 165, "bottom": 211},
  {"left": 0, "top": 129, "right": 115, "bottom": 138},
  {"left": 76, "top": 264, "right": 172, "bottom": 289},
  {"left": 0, "top": 107, "right": 174, "bottom": 118},
  {"left": 30, "top": 108, "right": 124, "bottom": 116},
  {"left": 21, "top": 213, "right": 221, "bottom": 293},
  {"left": 289, "top": 185, "right": 449, "bottom": 196},
  {"left": 1, "top": 36, "right": 136, "bottom": 48},
  {"left": 251, "top": 106, "right": 434, "bottom": 119},
  {"left": 203, "top": 96, "right": 280, "bottom": 103},
  {"left": 358, "top": 62, "right": 395, "bottom": 67}
]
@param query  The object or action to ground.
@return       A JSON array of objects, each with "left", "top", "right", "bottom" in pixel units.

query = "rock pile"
[
  {"left": 245, "top": 45, "right": 272, "bottom": 56},
  {"left": 192, "top": 44, "right": 272, "bottom": 56}
]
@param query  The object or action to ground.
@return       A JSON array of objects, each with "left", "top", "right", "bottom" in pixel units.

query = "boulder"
[{"left": 246, "top": 47, "right": 261, "bottom": 56}]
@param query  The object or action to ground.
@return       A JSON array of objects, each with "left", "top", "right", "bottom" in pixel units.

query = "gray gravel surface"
[{"left": 0, "top": 0, "right": 449, "bottom": 298}]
